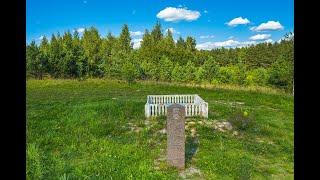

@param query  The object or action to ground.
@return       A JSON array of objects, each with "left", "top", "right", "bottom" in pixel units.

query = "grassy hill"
[{"left": 27, "top": 79, "right": 293, "bottom": 179}]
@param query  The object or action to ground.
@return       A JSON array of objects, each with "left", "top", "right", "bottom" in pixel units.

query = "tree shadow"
[{"left": 185, "top": 135, "right": 199, "bottom": 165}]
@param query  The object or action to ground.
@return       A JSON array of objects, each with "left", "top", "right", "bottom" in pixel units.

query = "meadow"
[{"left": 27, "top": 79, "right": 293, "bottom": 179}]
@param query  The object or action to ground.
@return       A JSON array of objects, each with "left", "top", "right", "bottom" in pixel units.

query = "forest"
[{"left": 26, "top": 22, "right": 294, "bottom": 92}]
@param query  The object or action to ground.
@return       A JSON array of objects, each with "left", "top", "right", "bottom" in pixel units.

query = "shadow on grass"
[{"left": 185, "top": 135, "right": 199, "bottom": 165}]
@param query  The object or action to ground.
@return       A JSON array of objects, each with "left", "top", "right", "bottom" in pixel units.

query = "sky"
[{"left": 26, "top": 0, "right": 294, "bottom": 50}]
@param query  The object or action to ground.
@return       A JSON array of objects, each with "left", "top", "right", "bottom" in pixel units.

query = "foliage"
[
  {"left": 245, "top": 68, "right": 270, "bottom": 86},
  {"left": 26, "top": 22, "right": 293, "bottom": 92},
  {"left": 158, "top": 56, "right": 174, "bottom": 81},
  {"left": 216, "top": 65, "right": 244, "bottom": 84},
  {"left": 268, "top": 58, "right": 293, "bottom": 91},
  {"left": 122, "top": 58, "right": 139, "bottom": 84}
]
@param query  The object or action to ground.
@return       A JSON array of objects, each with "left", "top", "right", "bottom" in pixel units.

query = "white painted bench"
[{"left": 145, "top": 94, "right": 208, "bottom": 118}]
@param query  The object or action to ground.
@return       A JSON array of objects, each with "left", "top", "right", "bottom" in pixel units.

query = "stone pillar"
[
  {"left": 166, "top": 104, "right": 185, "bottom": 169},
  {"left": 145, "top": 103, "right": 150, "bottom": 118}
]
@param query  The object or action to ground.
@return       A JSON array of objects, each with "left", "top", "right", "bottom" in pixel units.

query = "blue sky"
[{"left": 26, "top": 0, "right": 293, "bottom": 49}]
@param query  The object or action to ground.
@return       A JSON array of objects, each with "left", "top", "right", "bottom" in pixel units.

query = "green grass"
[{"left": 27, "top": 79, "right": 293, "bottom": 179}]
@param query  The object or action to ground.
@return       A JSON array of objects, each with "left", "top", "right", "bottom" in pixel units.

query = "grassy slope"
[{"left": 27, "top": 79, "right": 293, "bottom": 179}]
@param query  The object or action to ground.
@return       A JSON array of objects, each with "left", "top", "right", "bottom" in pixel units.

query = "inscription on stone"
[{"left": 167, "top": 104, "right": 185, "bottom": 169}]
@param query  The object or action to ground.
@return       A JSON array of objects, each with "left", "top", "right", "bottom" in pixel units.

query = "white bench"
[{"left": 145, "top": 94, "right": 208, "bottom": 118}]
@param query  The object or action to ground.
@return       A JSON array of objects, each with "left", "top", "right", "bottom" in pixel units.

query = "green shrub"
[
  {"left": 171, "top": 64, "right": 186, "bottom": 82},
  {"left": 228, "top": 110, "right": 255, "bottom": 131},
  {"left": 245, "top": 68, "right": 269, "bottom": 86},
  {"left": 158, "top": 56, "right": 174, "bottom": 81},
  {"left": 268, "top": 59, "right": 293, "bottom": 92},
  {"left": 194, "top": 67, "right": 206, "bottom": 84},
  {"left": 122, "top": 61, "right": 139, "bottom": 84},
  {"left": 216, "top": 65, "right": 245, "bottom": 84},
  {"left": 184, "top": 61, "right": 196, "bottom": 82},
  {"left": 203, "top": 57, "right": 219, "bottom": 82}
]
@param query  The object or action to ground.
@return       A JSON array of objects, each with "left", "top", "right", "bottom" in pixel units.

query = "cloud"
[
  {"left": 130, "top": 31, "right": 143, "bottom": 36},
  {"left": 249, "top": 34, "right": 271, "bottom": 40},
  {"left": 199, "top": 35, "right": 214, "bottom": 39},
  {"left": 132, "top": 38, "right": 142, "bottom": 49},
  {"left": 228, "top": 36, "right": 234, "bottom": 39},
  {"left": 250, "top": 21, "right": 284, "bottom": 31},
  {"left": 196, "top": 39, "right": 256, "bottom": 50},
  {"left": 204, "top": 10, "right": 208, "bottom": 13},
  {"left": 227, "top": 17, "right": 250, "bottom": 26},
  {"left": 75, "top": 28, "right": 85, "bottom": 33},
  {"left": 156, "top": 7, "right": 201, "bottom": 22},
  {"left": 165, "top": 27, "right": 180, "bottom": 34},
  {"left": 39, "top": 35, "right": 44, "bottom": 40},
  {"left": 264, "top": 39, "right": 274, "bottom": 43}
]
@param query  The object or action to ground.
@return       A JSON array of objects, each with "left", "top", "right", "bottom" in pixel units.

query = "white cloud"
[
  {"left": 249, "top": 27, "right": 256, "bottom": 31},
  {"left": 156, "top": 7, "right": 201, "bottom": 22},
  {"left": 199, "top": 35, "right": 214, "bottom": 39},
  {"left": 250, "top": 21, "right": 284, "bottom": 31},
  {"left": 227, "top": 17, "right": 250, "bottom": 26},
  {"left": 130, "top": 31, "right": 143, "bottom": 36},
  {"left": 228, "top": 36, "right": 234, "bottom": 39},
  {"left": 264, "top": 39, "right": 274, "bottom": 43},
  {"left": 39, "top": 35, "right": 44, "bottom": 40},
  {"left": 165, "top": 27, "right": 180, "bottom": 34},
  {"left": 249, "top": 34, "right": 271, "bottom": 40},
  {"left": 76, "top": 28, "right": 85, "bottom": 33},
  {"left": 196, "top": 39, "right": 256, "bottom": 50},
  {"left": 132, "top": 38, "right": 142, "bottom": 49}
]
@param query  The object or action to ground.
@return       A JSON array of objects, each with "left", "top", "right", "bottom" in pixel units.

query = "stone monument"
[{"left": 166, "top": 103, "right": 185, "bottom": 169}]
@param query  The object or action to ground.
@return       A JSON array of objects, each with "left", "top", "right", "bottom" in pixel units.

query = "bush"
[
  {"left": 194, "top": 67, "right": 206, "bottom": 84},
  {"left": 228, "top": 110, "right": 255, "bottom": 131},
  {"left": 245, "top": 68, "right": 269, "bottom": 86},
  {"left": 268, "top": 59, "right": 293, "bottom": 92},
  {"left": 203, "top": 57, "right": 219, "bottom": 82},
  {"left": 158, "top": 56, "right": 174, "bottom": 81},
  {"left": 216, "top": 65, "right": 245, "bottom": 84},
  {"left": 122, "top": 61, "right": 139, "bottom": 84},
  {"left": 184, "top": 61, "right": 196, "bottom": 82},
  {"left": 171, "top": 64, "right": 186, "bottom": 82}
]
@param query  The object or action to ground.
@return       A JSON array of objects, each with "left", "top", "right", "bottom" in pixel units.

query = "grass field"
[{"left": 27, "top": 79, "right": 294, "bottom": 179}]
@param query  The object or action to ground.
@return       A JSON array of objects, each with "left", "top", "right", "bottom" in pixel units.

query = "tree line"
[{"left": 26, "top": 22, "right": 294, "bottom": 92}]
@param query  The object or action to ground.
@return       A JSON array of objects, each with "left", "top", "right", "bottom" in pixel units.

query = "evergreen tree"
[
  {"left": 151, "top": 21, "right": 163, "bottom": 43},
  {"left": 118, "top": 24, "right": 132, "bottom": 53},
  {"left": 82, "top": 27, "right": 103, "bottom": 77},
  {"left": 26, "top": 41, "right": 39, "bottom": 78},
  {"left": 176, "top": 37, "right": 186, "bottom": 49},
  {"left": 37, "top": 36, "right": 50, "bottom": 79},
  {"left": 185, "top": 36, "right": 196, "bottom": 52}
]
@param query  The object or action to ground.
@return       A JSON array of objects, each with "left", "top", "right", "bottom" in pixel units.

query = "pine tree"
[
  {"left": 176, "top": 37, "right": 186, "bottom": 49},
  {"left": 185, "top": 36, "right": 196, "bottom": 52},
  {"left": 82, "top": 27, "right": 103, "bottom": 77},
  {"left": 118, "top": 24, "right": 132, "bottom": 53},
  {"left": 26, "top": 41, "right": 39, "bottom": 78},
  {"left": 151, "top": 21, "right": 163, "bottom": 43},
  {"left": 72, "top": 30, "right": 87, "bottom": 78},
  {"left": 37, "top": 36, "right": 50, "bottom": 79}
]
